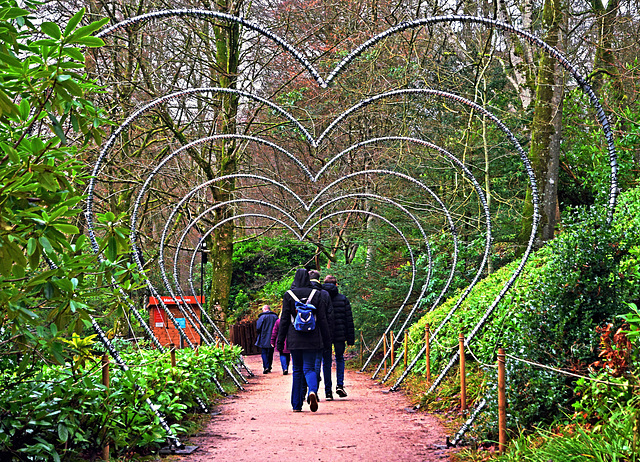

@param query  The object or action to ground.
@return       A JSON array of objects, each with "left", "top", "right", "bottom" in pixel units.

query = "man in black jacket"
[
  {"left": 323, "top": 275, "right": 355, "bottom": 398},
  {"left": 255, "top": 305, "right": 278, "bottom": 374},
  {"left": 277, "top": 268, "right": 331, "bottom": 412},
  {"left": 309, "top": 270, "right": 333, "bottom": 400}
]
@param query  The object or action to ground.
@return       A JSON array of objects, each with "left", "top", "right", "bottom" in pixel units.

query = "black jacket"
[
  {"left": 255, "top": 310, "right": 278, "bottom": 349},
  {"left": 322, "top": 283, "right": 355, "bottom": 345},
  {"left": 311, "top": 279, "right": 334, "bottom": 341},
  {"left": 277, "top": 269, "right": 331, "bottom": 351}
]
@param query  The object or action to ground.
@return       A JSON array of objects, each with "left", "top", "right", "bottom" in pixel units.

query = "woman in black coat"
[{"left": 277, "top": 268, "right": 331, "bottom": 412}]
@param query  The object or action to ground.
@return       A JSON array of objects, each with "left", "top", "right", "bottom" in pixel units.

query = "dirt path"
[{"left": 179, "top": 354, "right": 457, "bottom": 461}]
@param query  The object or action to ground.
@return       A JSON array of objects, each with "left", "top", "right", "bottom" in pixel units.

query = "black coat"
[
  {"left": 255, "top": 310, "right": 278, "bottom": 349},
  {"left": 277, "top": 269, "right": 331, "bottom": 351},
  {"left": 311, "top": 279, "right": 334, "bottom": 340},
  {"left": 323, "top": 283, "right": 355, "bottom": 345}
]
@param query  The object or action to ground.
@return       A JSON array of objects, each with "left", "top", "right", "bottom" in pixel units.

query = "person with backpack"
[
  {"left": 255, "top": 305, "right": 278, "bottom": 374},
  {"left": 323, "top": 275, "right": 355, "bottom": 398},
  {"left": 277, "top": 268, "right": 331, "bottom": 412}
]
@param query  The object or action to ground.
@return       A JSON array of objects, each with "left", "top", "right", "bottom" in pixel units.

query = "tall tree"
[
  {"left": 207, "top": 0, "right": 243, "bottom": 325},
  {"left": 519, "top": 0, "right": 565, "bottom": 246}
]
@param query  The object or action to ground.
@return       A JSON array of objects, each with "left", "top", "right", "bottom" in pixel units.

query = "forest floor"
[{"left": 171, "top": 354, "right": 460, "bottom": 462}]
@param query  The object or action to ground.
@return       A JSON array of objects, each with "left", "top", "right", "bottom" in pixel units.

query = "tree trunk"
[
  {"left": 518, "top": 0, "right": 565, "bottom": 247},
  {"left": 208, "top": 0, "right": 243, "bottom": 329}
]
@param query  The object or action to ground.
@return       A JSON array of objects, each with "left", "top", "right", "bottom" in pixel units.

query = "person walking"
[
  {"left": 323, "top": 275, "right": 355, "bottom": 398},
  {"left": 270, "top": 316, "right": 290, "bottom": 374},
  {"left": 277, "top": 268, "right": 331, "bottom": 412},
  {"left": 309, "top": 269, "right": 333, "bottom": 399},
  {"left": 255, "top": 305, "right": 278, "bottom": 374}
]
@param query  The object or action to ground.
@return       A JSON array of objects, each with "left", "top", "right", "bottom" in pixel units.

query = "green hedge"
[
  {"left": 408, "top": 187, "right": 640, "bottom": 435},
  {"left": 0, "top": 344, "right": 241, "bottom": 461}
]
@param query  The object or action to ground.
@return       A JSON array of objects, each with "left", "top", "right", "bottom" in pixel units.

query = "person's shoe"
[
  {"left": 293, "top": 409, "right": 302, "bottom": 412},
  {"left": 263, "top": 368, "right": 269, "bottom": 374},
  {"left": 307, "top": 392, "right": 318, "bottom": 412},
  {"left": 283, "top": 370, "right": 288, "bottom": 375},
  {"left": 336, "top": 386, "right": 347, "bottom": 398},
  {"left": 325, "top": 391, "right": 334, "bottom": 401},
  {"left": 267, "top": 367, "right": 272, "bottom": 373}
]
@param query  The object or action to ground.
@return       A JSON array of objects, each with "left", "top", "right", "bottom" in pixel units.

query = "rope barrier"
[{"left": 505, "top": 354, "right": 638, "bottom": 388}]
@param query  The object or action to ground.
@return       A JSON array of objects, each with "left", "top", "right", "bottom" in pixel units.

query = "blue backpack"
[{"left": 287, "top": 289, "right": 318, "bottom": 332}]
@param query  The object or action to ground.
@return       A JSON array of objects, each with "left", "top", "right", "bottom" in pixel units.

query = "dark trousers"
[{"left": 261, "top": 347, "right": 274, "bottom": 370}]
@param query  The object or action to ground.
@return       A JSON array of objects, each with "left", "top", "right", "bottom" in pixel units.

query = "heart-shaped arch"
[{"left": 85, "top": 10, "right": 620, "bottom": 445}]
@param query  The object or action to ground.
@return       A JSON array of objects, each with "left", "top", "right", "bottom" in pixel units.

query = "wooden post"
[
  {"left": 170, "top": 343, "right": 177, "bottom": 368},
  {"left": 383, "top": 333, "right": 387, "bottom": 377},
  {"left": 425, "top": 324, "right": 431, "bottom": 384},
  {"left": 101, "top": 355, "right": 110, "bottom": 461},
  {"left": 459, "top": 333, "right": 466, "bottom": 412},
  {"left": 498, "top": 348, "right": 506, "bottom": 455},
  {"left": 404, "top": 331, "right": 408, "bottom": 369},
  {"left": 390, "top": 331, "right": 395, "bottom": 366}
]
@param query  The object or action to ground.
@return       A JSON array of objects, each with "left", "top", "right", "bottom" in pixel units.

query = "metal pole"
[
  {"left": 459, "top": 333, "right": 466, "bottom": 412},
  {"left": 425, "top": 324, "right": 431, "bottom": 384},
  {"left": 498, "top": 348, "right": 506, "bottom": 455},
  {"left": 383, "top": 333, "right": 387, "bottom": 377},
  {"left": 359, "top": 331, "right": 364, "bottom": 367},
  {"left": 170, "top": 343, "right": 177, "bottom": 368},
  {"left": 404, "top": 331, "right": 408, "bottom": 369},
  {"left": 101, "top": 355, "right": 110, "bottom": 461}
]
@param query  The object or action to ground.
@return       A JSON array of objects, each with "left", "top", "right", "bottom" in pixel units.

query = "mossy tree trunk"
[
  {"left": 519, "top": 0, "right": 565, "bottom": 247},
  {"left": 208, "top": 0, "right": 242, "bottom": 329}
]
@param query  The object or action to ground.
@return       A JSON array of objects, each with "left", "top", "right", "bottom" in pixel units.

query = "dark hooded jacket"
[
  {"left": 277, "top": 269, "right": 331, "bottom": 351},
  {"left": 322, "top": 282, "right": 355, "bottom": 345},
  {"left": 310, "top": 277, "right": 334, "bottom": 341},
  {"left": 255, "top": 308, "right": 278, "bottom": 349}
]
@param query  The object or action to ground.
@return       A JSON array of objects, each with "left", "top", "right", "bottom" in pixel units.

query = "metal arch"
[
  {"left": 86, "top": 85, "right": 315, "bottom": 253},
  {"left": 96, "top": 9, "right": 328, "bottom": 89},
  {"left": 95, "top": 11, "right": 619, "bottom": 216},
  {"left": 307, "top": 192, "right": 434, "bottom": 380},
  {"left": 325, "top": 15, "right": 617, "bottom": 220},
  {"left": 175, "top": 192, "right": 436, "bottom": 377},
  {"left": 83, "top": 10, "right": 621, "bottom": 445},
  {"left": 310, "top": 167, "right": 491, "bottom": 374},
  {"left": 118, "top": 128, "right": 483, "bottom": 382}
]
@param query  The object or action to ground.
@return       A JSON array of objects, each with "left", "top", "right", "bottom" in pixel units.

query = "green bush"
[
  {"left": 223, "top": 236, "right": 317, "bottom": 319},
  {"left": 411, "top": 187, "right": 640, "bottom": 436},
  {"left": 0, "top": 344, "right": 240, "bottom": 461}
]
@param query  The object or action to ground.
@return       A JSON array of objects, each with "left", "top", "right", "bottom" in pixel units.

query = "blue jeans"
[
  {"left": 320, "top": 347, "right": 332, "bottom": 394},
  {"left": 334, "top": 341, "right": 346, "bottom": 387},
  {"left": 279, "top": 352, "right": 290, "bottom": 372},
  {"left": 261, "top": 347, "right": 274, "bottom": 370},
  {"left": 290, "top": 349, "right": 319, "bottom": 410}
]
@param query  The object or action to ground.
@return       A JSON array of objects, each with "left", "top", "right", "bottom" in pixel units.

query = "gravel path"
[{"left": 180, "top": 354, "right": 458, "bottom": 461}]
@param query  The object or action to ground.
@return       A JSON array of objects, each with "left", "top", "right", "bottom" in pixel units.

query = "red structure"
[{"left": 148, "top": 296, "right": 203, "bottom": 348}]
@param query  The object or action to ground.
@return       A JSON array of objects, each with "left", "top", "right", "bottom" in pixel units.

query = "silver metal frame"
[{"left": 85, "top": 10, "right": 619, "bottom": 448}]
